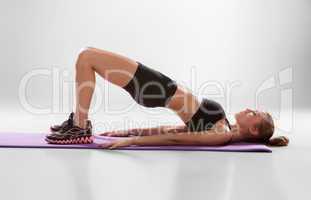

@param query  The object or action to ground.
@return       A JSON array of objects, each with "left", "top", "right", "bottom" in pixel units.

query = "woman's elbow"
[
  {"left": 167, "top": 138, "right": 182, "bottom": 145},
  {"left": 201, "top": 138, "right": 231, "bottom": 146}
]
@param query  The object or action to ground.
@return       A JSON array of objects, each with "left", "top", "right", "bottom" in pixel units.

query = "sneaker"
[
  {"left": 50, "top": 112, "right": 74, "bottom": 133},
  {"left": 45, "top": 119, "right": 93, "bottom": 145}
]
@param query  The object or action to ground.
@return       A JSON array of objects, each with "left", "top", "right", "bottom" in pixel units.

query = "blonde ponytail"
[{"left": 266, "top": 136, "right": 289, "bottom": 146}]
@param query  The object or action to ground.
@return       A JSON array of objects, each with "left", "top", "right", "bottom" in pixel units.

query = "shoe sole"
[{"left": 45, "top": 136, "right": 94, "bottom": 145}]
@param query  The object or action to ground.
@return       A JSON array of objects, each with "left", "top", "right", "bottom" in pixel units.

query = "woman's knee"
[
  {"left": 77, "top": 47, "right": 96, "bottom": 61},
  {"left": 75, "top": 47, "right": 97, "bottom": 70}
]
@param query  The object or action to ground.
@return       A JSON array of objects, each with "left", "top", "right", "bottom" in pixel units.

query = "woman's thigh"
[{"left": 81, "top": 47, "right": 139, "bottom": 87}]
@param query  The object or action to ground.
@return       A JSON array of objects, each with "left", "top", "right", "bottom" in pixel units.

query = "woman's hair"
[{"left": 255, "top": 112, "right": 289, "bottom": 146}]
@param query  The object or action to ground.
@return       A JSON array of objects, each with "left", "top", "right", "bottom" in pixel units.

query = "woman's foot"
[
  {"left": 50, "top": 112, "right": 75, "bottom": 133},
  {"left": 46, "top": 113, "right": 93, "bottom": 144}
]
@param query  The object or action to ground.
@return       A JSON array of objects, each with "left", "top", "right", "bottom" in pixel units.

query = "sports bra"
[{"left": 185, "top": 98, "right": 231, "bottom": 132}]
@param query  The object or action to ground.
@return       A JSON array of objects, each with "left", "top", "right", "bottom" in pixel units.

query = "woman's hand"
[
  {"left": 98, "top": 138, "right": 134, "bottom": 149},
  {"left": 99, "top": 129, "right": 139, "bottom": 137}
]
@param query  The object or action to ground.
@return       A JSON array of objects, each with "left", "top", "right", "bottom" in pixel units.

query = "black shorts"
[{"left": 122, "top": 61, "right": 178, "bottom": 108}]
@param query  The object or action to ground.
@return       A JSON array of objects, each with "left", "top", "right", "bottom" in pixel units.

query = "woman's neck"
[{"left": 229, "top": 124, "right": 245, "bottom": 143}]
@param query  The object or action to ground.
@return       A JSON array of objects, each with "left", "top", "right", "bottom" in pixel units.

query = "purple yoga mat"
[{"left": 0, "top": 132, "right": 272, "bottom": 152}]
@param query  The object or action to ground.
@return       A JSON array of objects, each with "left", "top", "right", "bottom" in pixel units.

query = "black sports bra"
[{"left": 185, "top": 98, "right": 231, "bottom": 132}]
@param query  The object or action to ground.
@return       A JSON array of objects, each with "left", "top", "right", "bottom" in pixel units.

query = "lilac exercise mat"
[{"left": 0, "top": 132, "right": 272, "bottom": 152}]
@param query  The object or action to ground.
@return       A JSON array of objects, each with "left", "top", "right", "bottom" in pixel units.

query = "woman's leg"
[
  {"left": 74, "top": 46, "right": 201, "bottom": 130},
  {"left": 74, "top": 47, "right": 139, "bottom": 128}
]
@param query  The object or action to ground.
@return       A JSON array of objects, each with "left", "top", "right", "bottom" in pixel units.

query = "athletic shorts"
[{"left": 122, "top": 61, "right": 178, "bottom": 108}]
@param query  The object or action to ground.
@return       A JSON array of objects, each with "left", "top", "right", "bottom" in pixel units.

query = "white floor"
[{"left": 0, "top": 106, "right": 310, "bottom": 200}]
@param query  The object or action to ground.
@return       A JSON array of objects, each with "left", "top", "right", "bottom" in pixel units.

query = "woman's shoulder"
[{"left": 210, "top": 118, "right": 231, "bottom": 133}]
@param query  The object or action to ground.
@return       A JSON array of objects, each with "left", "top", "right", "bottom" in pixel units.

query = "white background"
[{"left": 0, "top": 1, "right": 310, "bottom": 200}]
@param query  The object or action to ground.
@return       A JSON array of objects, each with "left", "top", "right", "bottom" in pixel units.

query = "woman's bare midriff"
[{"left": 165, "top": 84, "right": 201, "bottom": 124}]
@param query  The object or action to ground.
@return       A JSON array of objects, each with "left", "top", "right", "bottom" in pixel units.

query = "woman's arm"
[
  {"left": 99, "top": 129, "right": 233, "bottom": 149},
  {"left": 99, "top": 125, "right": 188, "bottom": 137},
  {"left": 132, "top": 131, "right": 232, "bottom": 146}
]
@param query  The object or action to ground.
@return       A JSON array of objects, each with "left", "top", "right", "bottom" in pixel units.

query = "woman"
[{"left": 45, "top": 47, "right": 289, "bottom": 148}]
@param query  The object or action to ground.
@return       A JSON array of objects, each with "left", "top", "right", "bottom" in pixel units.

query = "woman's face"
[{"left": 235, "top": 108, "right": 265, "bottom": 136}]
